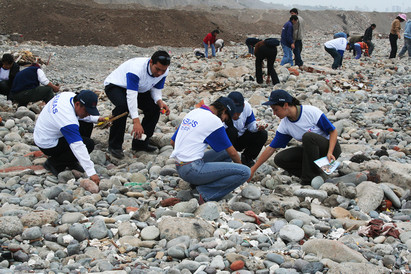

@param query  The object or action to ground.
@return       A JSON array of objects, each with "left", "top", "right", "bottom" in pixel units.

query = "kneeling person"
[
  {"left": 34, "top": 90, "right": 104, "bottom": 185},
  {"left": 170, "top": 97, "right": 250, "bottom": 202},
  {"left": 226, "top": 91, "right": 267, "bottom": 167}
]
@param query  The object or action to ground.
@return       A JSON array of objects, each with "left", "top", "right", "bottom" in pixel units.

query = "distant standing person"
[
  {"left": 389, "top": 13, "right": 407, "bottom": 58},
  {"left": 245, "top": 38, "right": 262, "bottom": 55},
  {"left": 363, "top": 24, "right": 376, "bottom": 56},
  {"left": 254, "top": 39, "right": 280, "bottom": 85},
  {"left": 324, "top": 37, "right": 348, "bottom": 69},
  {"left": 203, "top": 29, "right": 220, "bottom": 58},
  {"left": 10, "top": 63, "right": 60, "bottom": 106},
  {"left": 215, "top": 39, "right": 224, "bottom": 52},
  {"left": 290, "top": 8, "right": 304, "bottom": 68},
  {"left": 104, "top": 51, "right": 171, "bottom": 159},
  {"left": 0, "top": 54, "right": 19, "bottom": 100},
  {"left": 398, "top": 19, "right": 411, "bottom": 58},
  {"left": 280, "top": 15, "right": 298, "bottom": 66}
]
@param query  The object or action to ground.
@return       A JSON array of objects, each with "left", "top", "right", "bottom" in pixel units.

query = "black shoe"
[
  {"left": 132, "top": 144, "right": 157, "bottom": 152},
  {"left": 241, "top": 154, "right": 255, "bottom": 168},
  {"left": 68, "top": 162, "right": 84, "bottom": 172},
  {"left": 43, "top": 159, "right": 60, "bottom": 177},
  {"left": 108, "top": 147, "right": 124, "bottom": 159}
]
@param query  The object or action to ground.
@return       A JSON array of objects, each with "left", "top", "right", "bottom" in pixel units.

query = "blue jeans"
[
  {"left": 398, "top": 37, "right": 411, "bottom": 57},
  {"left": 203, "top": 42, "right": 216, "bottom": 58},
  {"left": 280, "top": 43, "right": 293, "bottom": 66},
  {"left": 354, "top": 44, "right": 362, "bottom": 59},
  {"left": 176, "top": 150, "right": 251, "bottom": 202}
]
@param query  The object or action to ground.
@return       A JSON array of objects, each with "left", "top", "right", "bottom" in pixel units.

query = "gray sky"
[{"left": 260, "top": 0, "right": 410, "bottom": 12}]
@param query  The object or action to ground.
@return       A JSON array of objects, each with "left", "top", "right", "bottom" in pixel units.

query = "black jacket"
[
  {"left": 363, "top": 27, "right": 374, "bottom": 42},
  {"left": 0, "top": 62, "right": 20, "bottom": 87}
]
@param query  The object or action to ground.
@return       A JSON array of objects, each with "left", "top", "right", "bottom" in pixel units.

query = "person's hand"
[
  {"left": 51, "top": 83, "right": 60, "bottom": 92},
  {"left": 98, "top": 117, "right": 107, "bottom": 122},
  {"left": 257, "top": 123, "right": 268, "bottom": 131},
  {"left": 131, "top": 119, "right": 144, "bottom": 139},
  {"left": 247, "top": 168, "right": 255, "bottom": 182},
  {"left": 291, "top": 43, "right": 295, "bottom": 49},
  {"left": 90, "top": 174, "right": 100, "bottom": 185},
  {"left": 157, "top": 100, "right": 170, "bottom": 115},
  {"left": 327, "top": 153, "right": 336, "bottom": 163}
]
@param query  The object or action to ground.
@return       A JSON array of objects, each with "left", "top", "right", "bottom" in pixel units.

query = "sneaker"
[
  {"left": 132, "top": 144, "right": 157, "bottom": 153},
  {"left": 241, "top": 154, "right": 255, "bottom": 168},
  {"left": 43, "top": 159, "right": 60, "bottom": 177},
  {"left": 108, "top": 147, "right": 124, "bottom": 159}
]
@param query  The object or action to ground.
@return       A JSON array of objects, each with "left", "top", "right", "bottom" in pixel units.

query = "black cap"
[
  {"left": 228, "top": 91, "right": 244, "bottom": 113},
  {"left": 262, "top": 89, "right": 293, "bottom": 106},
  {"left": 216, "top": 96, "right": 236, "bottom": 118},
  {"left": 77, "top": 90, "right": 99, "bottom": 116}
]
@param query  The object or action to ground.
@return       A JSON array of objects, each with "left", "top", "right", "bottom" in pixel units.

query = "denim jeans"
[
  {"left": 176, "top": 150, "right": 251, "bottom": 201},
  {"left": 280, "top": 43, "right": 293, "bottom": 66},
  {"left": 398, "top": 37, "right": 411, "bottom": 57},
  {"left": 203, "top": 42, "right": 216, "bottom": 58},
  {"left": 354, "top": 44, "right": 362, "bottom": 59}
]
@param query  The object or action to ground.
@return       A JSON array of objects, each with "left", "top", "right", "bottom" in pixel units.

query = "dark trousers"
[
  {"left": 365, "top": 41, "right": 374, "bottom": 56},
  {"left": 226, "top": 125, "right": 267, "bottom": 160},
  {"left": 293, "top": 40, "right": 303, "bottom": 66},
  {"left": 0, "top": 81, "right": 11, "bottom": 99},
  {"left": 105, "top": 84, "right": 160, "bottom": 150},
  {"left": 255, "top": 45, "right": 280, "bottom": 85},
  {"left": 39, "top": 121, "right": 94, "bottom": 172},
  {"left": 389, "top": 33, "right": 398, "bottom": 58},
  {"left": 10, "top": 86, "right": 54, "bottom": 106},
  {"left": 274, "top": 132, "right": 341, "bottom": 183},
  {"left": 324, "top": 46, "right": 342, "bottom": 69}
]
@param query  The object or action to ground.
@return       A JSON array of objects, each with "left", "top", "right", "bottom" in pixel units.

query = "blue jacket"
[
  {"left": 10, "top": 66, "right": 40, "bottom": 94},
  {"left": 281, "top": 21, "right": 294, "bottom": 47},
  {"left": 404, "top": 20, "right": 411, "bottom": 39}
]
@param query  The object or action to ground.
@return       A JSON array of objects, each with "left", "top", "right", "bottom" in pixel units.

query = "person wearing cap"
[
  {"left": 0, "top": 54, "right": 20, "bottom": 100},
  {"left": 389, "top": 14, "right": 407, "bottom": 58},
  {"left": 398, "top": 19, "right": 411, "bottom": 58},
  {"left": 170, "top": 97, "right": 250, "bottom": 202},
  {"left": 225, "top": 91, "right": 268, "bottom": 167},
  {"left": 248, "top": 90, "right": 341, "bottom": 185},
  {"left": 104, "top": 50, "right": 171, "bottom": 159},
  {"left": 324, "top": 36, "right": 348, "bottom": 70},
  {"left": 34, "top": 90, "right": 105, "bottom": 185},
  {"left": 10, "top": 63, "right": 60, "bottom": 106}
]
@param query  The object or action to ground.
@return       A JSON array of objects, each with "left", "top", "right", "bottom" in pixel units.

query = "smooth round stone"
[
  {"left": 230, "top": 202, "right": 252, "bottom": 212},
  {"left": 311, "top": 176, "right": 324, "bottom": 189},
  {"left": 228, "top": 220, "right": 243, "bottom": 229},
  {"left": 279, "top": 224, "right": 305, "bottom": 242},
  {"left": 241, "top": 185, "right": 261, "bottom": 200},
  {"left": 369, "top": 210, "right": 379, "bottom": 218},
  {"left": 22, "top": 226, "right": 42, "bottom": 240},
  {"left": 289, "top": 219, "right": 304, "bottom": 228},
  {"left": 140, "top": 226, "right": 160, "bottom": 240},
  {"left": 266, "top": 253, "right": 285, "bottom": 264}
]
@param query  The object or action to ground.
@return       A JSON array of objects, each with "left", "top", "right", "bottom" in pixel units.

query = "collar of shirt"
[{"left": 146, "top": 60, "right": 154, "bottom": 78}]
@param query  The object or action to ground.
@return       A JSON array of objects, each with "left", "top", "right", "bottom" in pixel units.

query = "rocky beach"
[{"left": 0, "top": 28, "right": 410, "bottom": 274}]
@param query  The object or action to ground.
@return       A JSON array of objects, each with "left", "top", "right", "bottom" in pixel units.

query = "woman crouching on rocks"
[{"left": 248, "top": 89, "right": 341, "bottom": 185}]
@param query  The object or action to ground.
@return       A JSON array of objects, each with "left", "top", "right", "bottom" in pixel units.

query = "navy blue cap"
[
  {"left": 77, "top": 90, "right": 100, "bottom": 116},
  {"left": 216, "top": 96, "right": 236, "bottom": 118},
  {"left": 262, "top": 89, "right": 293, "bottom": 106},
  {"left": 228, "top": 91, "right": 244, "bottom": 113}
]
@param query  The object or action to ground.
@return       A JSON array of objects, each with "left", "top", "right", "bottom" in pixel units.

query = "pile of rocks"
[{"left": 0, "top": 33, "right": 409, "bottom": 273}]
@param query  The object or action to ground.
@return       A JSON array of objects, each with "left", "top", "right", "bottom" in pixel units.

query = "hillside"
[{"left": 0, "top": 0, "right": 400, "bottom": 47}]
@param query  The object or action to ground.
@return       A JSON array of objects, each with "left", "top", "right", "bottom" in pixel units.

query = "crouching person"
[
  {"left": 34, "top": 90, "right": 105, "bottom": 185},
  {"left": 170, "top": 97, "right": 251, "bottom": 203}
]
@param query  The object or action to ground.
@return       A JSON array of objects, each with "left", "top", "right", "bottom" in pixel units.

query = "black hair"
[
  {"left": 290, "top": 8, "right": 298, "bottom": 14},
  {"left": 211, "top": 29, "right": 220, "bottom": 35},
  {"left": 151, "top": 50, "right": 171, "bottom": 66},
  {"left": 1, "top": 54, "right": 14, "bottom": 64},
  {"left": 210, "top": 100, "right": 226, "bottom": 119},
  {"left": 397, "top": 16, "right": 405, "bottom": 22},
  {"left": 275, "top": 97, "right": 301, "bottom": 107},
  {"left": 290, "top": 15, "right": 298, "bottom": 22},
  {"left": 371, "top": 24, "right": 376, "bottom": 28}
]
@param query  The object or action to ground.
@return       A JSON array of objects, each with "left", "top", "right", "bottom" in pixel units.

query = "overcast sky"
[{"left": 260, "top": 0, "right": 411, "bottom": 12}]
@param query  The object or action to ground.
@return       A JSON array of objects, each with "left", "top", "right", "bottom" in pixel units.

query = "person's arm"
[
  {"left": 326, "top": 129, "right": 338, "bottom": 163},
  {"left": 248, "top": 146, "right": 276, "bottom": 182},
  {"left": 37, "top": 69, "right": 59, "bottom": 92},
  {"left": 226, "top": 145, "right": 241, "bottom": 163}
]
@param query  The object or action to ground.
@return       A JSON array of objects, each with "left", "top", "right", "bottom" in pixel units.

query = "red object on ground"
[{"left": 230, "top": 260, "right": 245, "bottom": 271}]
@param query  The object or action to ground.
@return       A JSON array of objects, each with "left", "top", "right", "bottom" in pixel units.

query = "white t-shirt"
[
  {"left": 34, "top": 92, "right": 99, "bottom": 176},
  {"left": 324, "top": 37, "right": 347, "bottom": 51},
  {"left": 104, "top": 57, "right": 168, "bottom": 119},
  {"left": 233, "top": 101, "right": 258, "bottom": 136},
  {"left": 0, "top": 68, "right": 10, "bottom": 81},
  {"left": 170, "top": 106, "right": 232, "bottom": 162}
]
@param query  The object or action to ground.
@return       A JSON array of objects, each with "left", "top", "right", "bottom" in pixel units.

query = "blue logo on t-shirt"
[
  {"left": 181, "top": 118, "right": 198, "bottom": 130},
  {"left": 51, "top": 94, "right": 61, "bottom": 114}
]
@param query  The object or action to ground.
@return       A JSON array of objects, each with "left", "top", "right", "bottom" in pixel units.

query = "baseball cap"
[
  {"left": 262, "top": 89, "right": 293, "bottom": 106},
  {"left": 216, "top": 96, "right": 236, "bottom": 118},
  {"left": 398, "top": 14, "right": 407, "bottom": 21},
  {"left": 77, "top": 90, "right": 100, "bottom": 116},
  {"left": 228, "top": 91, "right": 244, "bottom": 113}
]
